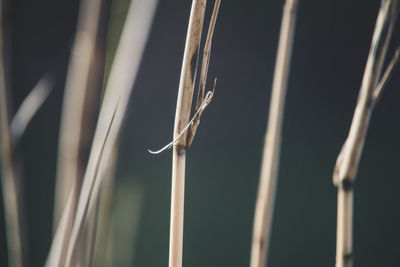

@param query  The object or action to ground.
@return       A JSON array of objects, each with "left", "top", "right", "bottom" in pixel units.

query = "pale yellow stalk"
[
  {"left": 53, "top": 0, "right": 104, "bottom": 232},
  {"left": 169, "top": 1, "right": 207, "bottom": 266},
  {"left": 250, "top": 1, "right": 298, "bottom": 267},
  {"left": 333, "top": 1, "right": 398, "bottom": 266},
  {"left": 0, "top": 2, "right": 24, "bottom": 266}
]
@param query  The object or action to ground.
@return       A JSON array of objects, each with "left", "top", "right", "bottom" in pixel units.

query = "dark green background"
[{"left": 2, "top": 0, "right": 400, "bottom": 266}]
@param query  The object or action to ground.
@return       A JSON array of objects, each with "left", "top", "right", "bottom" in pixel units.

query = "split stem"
[
  {"left": 333, "top": 1, "right": 398, "bottom": 266},
  {"left": 169, "top": 1, "right": 207, "bottom": 267}
]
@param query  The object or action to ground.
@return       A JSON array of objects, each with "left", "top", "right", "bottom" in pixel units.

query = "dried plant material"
[
  {"left": 1, "top": 62, "right": 52, "bottom": 267},
  {"left": 333, "top": 1, "right": 398, "bottom": 267},
  {"left": 46, "top": 103, "right": 118, "bottom": 267},
  {"left": 250, "top": 1, "right": 298, "bottom": 267},
  {"left": 148, "top": 79, "right": 216, "bottom": 154},
  {"left": 45, "top": 0, "right": 159, "bottom": 266},
  {"left": 92, "top": 148, "right": 117, "bottom": 267},
  {"left": 373, "top": 47, "right": 400, "bottom": 103},
  {"left": 168, "top": 1, "right": 207, "bottom": 266},
  {"left": 53, "top": 0, "right": 105, "bottom": 234},
  {"left": 167, "top": 1, "right": 221, "bottom": 267},
  {"left": 44, "top": 189, "right": 75, "bottom": 267},
  {"left": 0, "top": 2, "right": 26, "bottom": 266},
  {"left": 188, "top": 0, "right": 221, "bottom": 146},
  {"left": 149, "top": 0, "right": 221, "bottom": 155},
  {"left": 0, "top": 69, "right": 24, "bottom": 267},
  {"left": 46, "top": 0, "right": 106, "bottom": 265},
  {"left": 333, "top": 0, "right": 396, "bottom": 189},
  {"left": 10, "top": 75, "right": 54, "bottom": 143}
]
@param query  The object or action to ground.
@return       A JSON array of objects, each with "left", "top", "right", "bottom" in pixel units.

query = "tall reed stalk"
[
  {"left": 0, "top": 3, "right": 24, "bottom": 266},
  {"left": 333, "top": 1, "right": 398, "bottom": 267},
  {"left": 0, "top": 16, "right": 52, "bottom": 267},
  {"left": 0, "top": 36, "right": 24, "bottom": 267},
  {"left": 250, "top": 1, "right": 298, "bottom": 267},
  {"left": 169, "top": 2, "right": 206, "bottom": 266},
  {"left": 0, "top": 65, "right": 52, "bottom": 267},
  {"left": 168, "top": 1, "right": 220, "bottom": 266},
  {"left": 48, "top": 0, "right": 106, "bottom": 265},
  {"left": 53, "top": 0, "right": 105, "bottom": 232},
  {"left": 46, "top": 0, "right": 158, "bottom": 266}
]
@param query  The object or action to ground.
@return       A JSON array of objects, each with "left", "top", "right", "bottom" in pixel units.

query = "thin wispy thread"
[{"left": 148, "top": 79, "right": 216, "bottom": 154}]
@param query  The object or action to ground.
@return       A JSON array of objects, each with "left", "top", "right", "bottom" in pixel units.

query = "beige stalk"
[
  {"left": 0, "top": 2, "right": 24, "bottom": 266},
  {"left": 53, "top": 0, "right": 104, "bottom": 232},
  {"left": 45, "top": 0, "right": 159, "bottom": 266},
  {"left": 333, "top": 1, "right": 398, "bottom": 267},
  {"left": 169, "top": 1, "right": 221, "bottom": 267},
  {"left": 169, "top": 1, "right": 206, "bottom": 267},
  {"left": 250, "top": 1, "right": 298, "bottom": 267}
]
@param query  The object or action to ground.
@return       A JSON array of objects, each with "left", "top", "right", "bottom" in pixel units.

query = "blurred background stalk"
[
  {"left": 53, "top": 0, "right": 107, "bottom": 235},
  {"left": 250, "top": 1, "right": 298, "bottom": 267},
  {"left": 0, "top": 1, "right": 26, "bottom": 266},
  {"left": 333, "top": 1, "right": 398, "bottom": 266}
]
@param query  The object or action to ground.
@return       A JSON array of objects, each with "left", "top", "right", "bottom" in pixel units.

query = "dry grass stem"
[
  {"left": 53, "top": 0, "right": 105, "bottom": 233},
  {"left": 1, "top": 73, "right": 52, "bottom": 266},
  {"left": 86, "top": 186, "right": 102, "bottom": 267},
  {"left": 373, "top": 47, "right": 400, "bottom": 103},
  {"left": 148, "top": 82, "right": 216, "bottom": 155},
  {"left": 168, "top": 1, "right": 222, "bottom": 266},
  {"left": 0, "top": 60, "right": 24, "bottom": 267},
  {"left": 10, "top": 75, "right": 53, "bottom": 143},
  {"left": 45, "top": 189, "right": 75, "bottom": 266},
  {"left": 92, "top": 148, "right": 117, "bottom": 267},
  {"left": 0, "top": 3, "right": 25, "bottom": 266},
  {"left": 47, "top": 0, "right": 158, "bottom": 265},
  {"left": 149, "top": 0, "right": 220, "bottom": 156},
  {"left": 250, "top": 1, "right": 298, "bottom": 267},
  {"left": 169, "top": 0, "right": 207, "bottom": 265},
  {"left": 46, "top": 0, "right": 106, "bottom": 265},
  {"left": 188, "top": 0, "right": 221, "bottom": 146},
  {"left": 1, "top": 62, "right": 53, "bottom": 267},
  {"left": 333, "top": 1, "right": 398, "bottom": 266}
]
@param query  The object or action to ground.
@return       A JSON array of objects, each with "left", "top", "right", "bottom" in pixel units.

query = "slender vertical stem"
[
  {"left": 333, "top": 1, "right": 398, "bottom": 267},
  {"left": 47, "top": 0, "right": 105, "bottom": 266},
  {"left": 53, "top": 0, "right": 104, "bottom": 231},
  {"left": 92, "top": 148, "right": 117, "bottom": 267},
  {"left": 188, "top": 0, "right": 221, "bottom": 145},
  {"left": 250, "top": 1, "right": 298, "bottom": 267},
  {"left": 46, "top": 0, "right": 158, "bottom": 265},
  {"left": 169, "top": 1, "right": 206, "bottom": 267},
  {"left": 0, "top": 2, "right": 25, "bottom": 266},
  {"left": 65, "top": 0, "right": 158, "bottom": 265},
  {"left": 335, "top": 188, "right": 353, "bottom": 267},
  {"left": 170, "top": 149, "right": 186, "bottom": 267},
  {"left": 0, "top": 69, "right": 24, "bottom": 267}
]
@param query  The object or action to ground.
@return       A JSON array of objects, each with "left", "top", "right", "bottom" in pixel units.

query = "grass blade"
[
  {"left": 0, "top": 2, "right": 26, "bottom": 266},
  {"left": 61, "top": 0, "right": 158, "bottom": 265},
  {"left": 53, "top": 0, "right": 106, "bottom": 234},
  {"left": 250, "top": 1, "right": 298, "bottom": 267}
]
